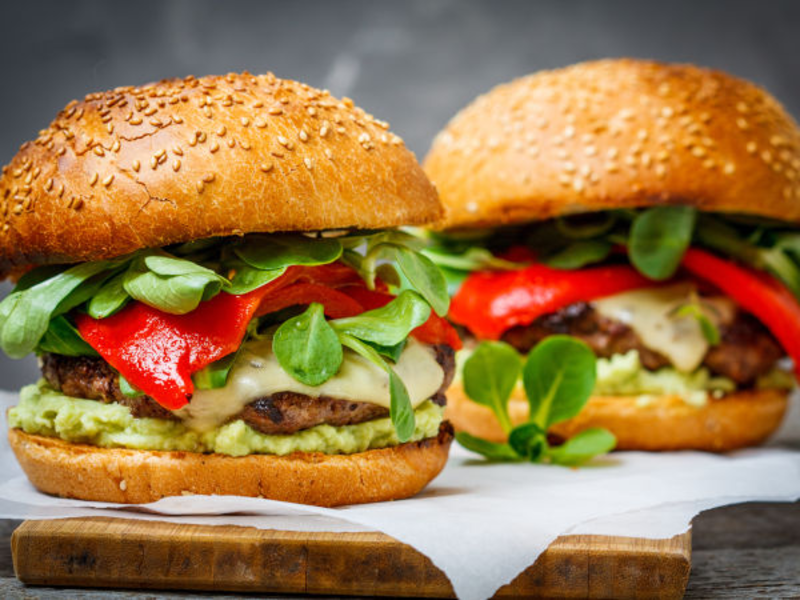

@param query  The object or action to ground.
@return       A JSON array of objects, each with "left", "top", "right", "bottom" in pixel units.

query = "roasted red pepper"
[
  {"left": 682, "top": 248, "right": 800, "bottom": 378},
  {"left": 450, "top": 262, "right": 651, "bottom": 339},
  {"left": 77, "top": 281, "right": 285, "bottom": 410}
]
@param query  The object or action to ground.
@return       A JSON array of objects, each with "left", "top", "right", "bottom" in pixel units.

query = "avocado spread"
[{"left": 9, "top": 382, "right": 444, "bottom": 457}]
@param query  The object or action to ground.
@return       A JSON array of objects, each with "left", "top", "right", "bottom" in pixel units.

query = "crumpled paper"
[{"left": 0, "top": 389, "right": 798, "bottom": 600}]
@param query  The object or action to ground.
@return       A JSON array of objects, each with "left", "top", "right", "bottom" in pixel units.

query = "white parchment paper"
[{"left": 0, "top": 389, "right": 798, "bottom": 600}]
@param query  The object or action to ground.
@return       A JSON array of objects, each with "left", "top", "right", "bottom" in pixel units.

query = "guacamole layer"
[{"left": 9, "top": 382, "right": 444, "bottom": 457}]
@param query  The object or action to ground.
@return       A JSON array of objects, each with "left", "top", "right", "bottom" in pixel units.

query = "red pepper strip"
[
  {"left": 450, "top": 263, "right": 652, "bottom": 339},
  {"left": 340, "top": 286, "right": 463, "bottom": 350},
  {"left": 76, "top": 275, "right": 292, "bottom": 410},
  {"left": 254, "top": 283, "right": 364, "bottom": 319},
  {"left": 682, "top": 248, "right": 800, "bottom": 378}
]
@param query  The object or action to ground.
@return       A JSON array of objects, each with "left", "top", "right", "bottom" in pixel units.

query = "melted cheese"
[
  {"left": 173, "top": 337, "right": 445, "bottom": 431},
  {"left": 593, "top": 282, "right": 734, "bottom": 373}
]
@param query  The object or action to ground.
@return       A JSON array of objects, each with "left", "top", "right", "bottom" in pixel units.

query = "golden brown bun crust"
[
  {"left": 0, "top": 72, "right": 441, "bottom": 276},
  {"left": 446, "top": 384, "right": 788, "bottom": 452},
  {"left": 424, "top": 59, "right": 800, "bottom": 230},
  {"left": 8, "top": 423, "right": 453, "bottom": 506}
]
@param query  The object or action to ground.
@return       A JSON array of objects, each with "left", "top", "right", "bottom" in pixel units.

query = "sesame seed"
[
  {"left": 304, "top": 158, "right": 314, "bottom": 170},
  {"left": 111, "top": 140, "right": 121, "bottom": 153},
  {"left": 210, "top": 140, "right": 220, "bottom": 153},
  {"left": 172, "top": 159, "right": 181, "bottom": 172},
  {"left": 254, "top": 118, "right": 267, "bottom": 128},
  {"left": 227, "top": 138, "right": 236, "bottom": 148},
  {"left": 320, "top": 124, "right": 330, "bottom": 137},
  {"left": 736, "top": 102, "right": 749, "bottom": 113},
  {"left": 196, "top": 181, "right": 204, "bottom": 193},
  {"left": 241, "top": 117, "right": 250, "bottom": 127},
  {"left": 607, "top": 147, "right": 619, "bottom": 160},
  {"left": 150, "top": 157, "right": 158, "bottom": 170},
  {"left": 299, "top": 130, "right": 309, "bottom": 142},
  {"left": 240, "top": 140, "right": 251, "bottom": 150},
  {"left": 584, "top": 145, "right": 597, "bottom": 157},
  {"left": 770, "top": 135, "right": 786, "bottom": 147},
  {"left": 736, "top": 118, "right": 749, "bottom": 130},
  {"left": 154, "top": 149, "right": 166, "bottom": 159},
  {"left": 129, "top": 116, "right": 143, "bottom": 125},
  {"left": 197, "top": 132, "right": 207, "bottom": 143},
  {"left": 723, "top": 162, "right": 736, "bottom": 175},
  {"left": 655, "top": 164, "right": 667, "bottom": 178},
  {"left": 132, "top": 160, "right": 141, "bottom": 172},
  {"left": 703, "top": 159, "right": 716, "bottom": 170},
  {"left": 324, "top": 148, "right": 333, "bottom": 159},
  {"left": 563, "top": 125, "right": 575, "bottom": 139},
  {"left": 102, "top": 174, "right": 114, "bottom": 187},
  {"left": 691, "top": 146, "right": 707, "bottom": 158},
  {"left": 762, "top": 150, "right": 773, "bottom": 163},
  {"left": 72, "top": 197, "right": 84, "bottom": 210},
  {"left": 259, "top": 162, "right": 273, "bottom": 173},
  {"left": 173, "top": 145, "right": 183, "bottom": 156},
  {"left": 89, "top": 173, "right": 99, "bottom": 186},
  {"left": 746, "top": 142, "right": 757, "bottom": 154},
  {"left": 268, "top": 107, "right": 283, "bottom": 115},
  {"left": 563, "top": 161, "right": 576, "bottom": 173},
  {"left": 572, "top": 178, "right": 585, "bottom": 193},
  {"left": 93, "top": 146, "right": 105, "bottom": 157},
  {"left": 637, "top": 129, "right": 648, "bottom": 141},
  {"left": 661, "top": 106, "right": 674, "bottom": 118},
  {"left": 45, "top": 178, "right": 54, "bottom": 192},
  {"left": 203, "top": 173, "right": 215, "bottom": 183}
]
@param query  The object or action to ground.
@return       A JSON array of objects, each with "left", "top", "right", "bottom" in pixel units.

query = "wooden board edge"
[{"left": 11, "top": 517, "right": 691, "bottom": 599}]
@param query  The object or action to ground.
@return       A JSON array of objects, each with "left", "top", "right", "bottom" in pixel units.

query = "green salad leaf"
[
  {"left": 543, "top": 240, "right": 612, "bottom": 270},
  {"left": 88, "top": 272, "right": 130, "bottom": 318},
  {"left": 629, "top": 206, "right": 697, "bottom": 280},
  {"left": 522, "top": 336, "right": 597, "bottom": 428},
  {"left": 457, "top": 336, "right": 615, "bottom": 466},
  {"left": 330, "top": 290, "right": 431, "bottom": 346},
  {"left": 338, "top": 332, "right": 415, "bottom": 442},
  {"left": 235, "top": 234, "right": 343, "bottom": 270},
  {"left": 0, "top": 261, "right": 116, "bottom": 358},
  {"left": 462, "top": 341, "right": 521, "bottom": 434},
  {"left": 273, "top": 303, "right": 343, "bottom": 386},
  {"left": 192, "top": 351, "right": 240, "bottom": 390},
  {"left": 547, "top": 428, "right": 617, "bottom": 466},
  {"left": 36, "top": 316, "right": 99, "bottom": 357}
]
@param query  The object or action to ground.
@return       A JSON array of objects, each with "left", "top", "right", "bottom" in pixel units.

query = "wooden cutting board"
[{"left": 11, "top": 517, "right": 690, "bottom": 598}]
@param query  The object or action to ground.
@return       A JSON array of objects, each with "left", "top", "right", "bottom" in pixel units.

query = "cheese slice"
[
  {"left": 173, "top": 337, "right": 445, "bottom": 432},
  {"left": 592, "top": 282, "right": 734, "bottom": 373}
]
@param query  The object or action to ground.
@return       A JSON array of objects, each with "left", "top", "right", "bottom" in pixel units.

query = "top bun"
[
  {"left": 424, "top": 59, "right": 800, "bottom": 230},
  {"left": 0, "top": 72, "right": 440, "bottom": 276}
]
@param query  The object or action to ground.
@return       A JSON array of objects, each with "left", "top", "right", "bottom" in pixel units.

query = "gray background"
[{"left": 1, "top": 0, "right": 800, "bottom": 388}]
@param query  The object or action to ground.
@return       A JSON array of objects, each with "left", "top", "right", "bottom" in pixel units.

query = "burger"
[
  {"left": 0, "top": 72, "right": 462, "bottom": 505},
  {"left": 423, "top": 59, "right": 800, "bottom": 452}
]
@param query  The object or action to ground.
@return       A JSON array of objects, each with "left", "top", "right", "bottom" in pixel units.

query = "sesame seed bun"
[
  {"left": 8, "top": 422, "right": 454, "bottom": 506},
  {"left": 0, "top": 72, "right": 441, "bottom": 276},
  {"left": 445, "top": 383, "right": 788, "bottom": 452},
  {"left": 424, "top": 59, "right": 800, "bottom": 230}
]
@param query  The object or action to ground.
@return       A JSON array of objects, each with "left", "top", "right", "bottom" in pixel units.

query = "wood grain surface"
[{"left": 11, "top": 517, "right": 690, "bottom": 599}]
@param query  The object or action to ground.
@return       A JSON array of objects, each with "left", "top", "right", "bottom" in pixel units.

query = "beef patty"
[
  {"left": 41, "top": 343, "right": 456, "bottom": 435},
  {"left": 499, "top": 302, "right": 782, "bottom": 385}
]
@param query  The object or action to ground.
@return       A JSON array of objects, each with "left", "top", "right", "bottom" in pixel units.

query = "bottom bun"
[
  {"left": 445, "top": 385, "right": 788, "bottom": 452},
  {"left": 9, "top": 423, "right": 454, "bottom": 506}
]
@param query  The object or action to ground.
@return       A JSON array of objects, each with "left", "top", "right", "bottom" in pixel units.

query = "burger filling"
[
  {"left": 427, "top": 209, "right": 800, "bottom": 405},
  {"left": 1, "top": 232, "right": 461, "bottom": 455}
]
